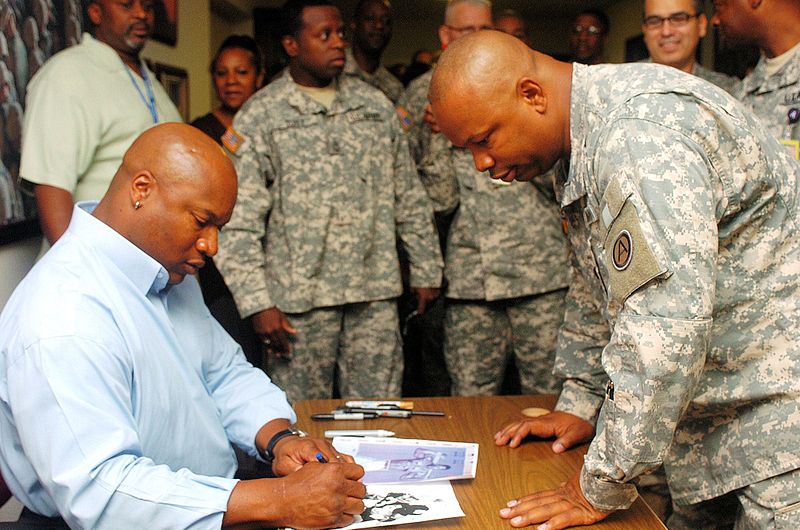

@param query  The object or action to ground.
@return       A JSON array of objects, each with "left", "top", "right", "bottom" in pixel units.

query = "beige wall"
[{"left": 143, "top": 0, "right": 213, "bottom": 121}]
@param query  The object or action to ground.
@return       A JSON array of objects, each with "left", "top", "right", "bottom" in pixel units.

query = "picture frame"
[
  {"left": 152, "top": 0, "right": 178, "bottom": 46},
  {"left": 151, "top": 63, "right": 190, "bottom": 122},
  {"left": 0, "top": 0, "right": 84, "bottom": 242}
]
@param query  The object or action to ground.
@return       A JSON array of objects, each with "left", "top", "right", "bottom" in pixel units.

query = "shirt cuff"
[
  {"left": 580, "top": 465, "right": 639, "bottom": 512},
  {"left": 409, "top": 267, "right": 443, "bottom": 291},
  {"left": 237, "top": 287, "right": 274, "bottom": 319}
]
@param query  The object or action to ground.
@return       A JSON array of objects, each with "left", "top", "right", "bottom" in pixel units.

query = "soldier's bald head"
[
  {"left": 429, "top": 31, "right": 573, "bottom": 182},
  {"left": 429, "top": 30, "right": 535, "bottom": 109}
]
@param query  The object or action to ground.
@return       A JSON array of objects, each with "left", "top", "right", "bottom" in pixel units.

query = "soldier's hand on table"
[
  {"left": 499, "top": 472, "right": 610, "bottom": 529},
  {"left": 271, "top": 436, "right": 356, "bottom": 476},
  {"left": 252, "top": 307, "right": 296, "bottom": 358},
  {"left": 494, "top": 411, "right": 594, "bottom": 453},
  {"left": 413, "top": 287, "right": 440, "bottom": 314}
]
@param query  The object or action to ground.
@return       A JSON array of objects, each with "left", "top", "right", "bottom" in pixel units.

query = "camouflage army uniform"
[
  {"left": 692, "top": 63, "right": 740, "bottom": 95},
  {"left": 216, "top": 73, "right": 443, "bottom": 401},
  {"left": 399, "top": 70, "right": 570, "bottom": 396},
  {"left": 343, "top": 48, "right": 403, "bottom": 104},
  {"left": 552, "top": 62, "right": 800, "bottom": 526},
  {"left": 738, "top": 46, "right": 800, "bottom": 158},
  {"left": 641, "top": 58, "right": 740, "bottom": 95}
]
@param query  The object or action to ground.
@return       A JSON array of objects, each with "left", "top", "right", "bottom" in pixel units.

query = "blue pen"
[{"left": 315, "top": 451, "right": 328, "bottom": 463}]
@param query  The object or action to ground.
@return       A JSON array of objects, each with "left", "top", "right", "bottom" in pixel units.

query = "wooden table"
[{"left": 294, "top": 395, "right": 666, "bottom": 530}]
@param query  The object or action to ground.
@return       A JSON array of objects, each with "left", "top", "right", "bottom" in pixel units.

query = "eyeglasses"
[
  {"left": 571, "top": 24, "right": 604, "bottom": 36},
  {"left": 445, "top": 24, "right": 493, "bottom": 35},
  {"left": 643, "top": 12, "right": 700, "bottom": 30}
]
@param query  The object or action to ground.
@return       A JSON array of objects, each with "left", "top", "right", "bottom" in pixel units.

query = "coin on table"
[{"left": 521, "top": 407, "right": 550, "bottom": 418}]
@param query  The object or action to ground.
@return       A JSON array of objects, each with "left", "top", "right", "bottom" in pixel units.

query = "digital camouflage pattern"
[
  {"left": 667, "top": 467, "right": 800, "bottom": 529},
  {"left": 444, "top": 290, "right": 566, "bottom": 395},
  {"left": 216, "top": 73, "right": 442, "bottom": 318},
  {"left": 641, "top": 58, "right": 740, "bottom": 95},
  {"left": 738, "top": 46, "right": 800, "bottom": 155},
  {"left": 692, "top": 63, "right": 740, "bottom": 95},
  {"left": 215, "top": 74, "right": 442, "bottom": 399},
  {"left": 552, "top": 62, "right": 800, "bottom": 511},
  {"left": 343, "top": 47, "right": 404, "bottom": 104},
  {"left": 266, "top": 300, "right": 402, "bottom": 401},
  {"left": 398, "top": 69, "right": 569, "bottom": 394}
]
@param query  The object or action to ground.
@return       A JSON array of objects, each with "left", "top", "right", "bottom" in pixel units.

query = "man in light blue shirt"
[{"left": 0, "top": 123, "right": 365, "bottom": 529}]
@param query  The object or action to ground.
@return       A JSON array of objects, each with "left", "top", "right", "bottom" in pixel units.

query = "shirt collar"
[
  {"left": 69, "top": 202, "right": 170, "bottom": 294},
  {"left": 280, "top": 72, "right": 364, "bottom": 116},
  {"left": 80, "top": 32, "right": 146, "bottom": 73},
  {"left": 742, "top": 45, "right": 800, "bottom": 96},
  {"left": 560, "top": 63, "right": 589, "bottom": 207}
]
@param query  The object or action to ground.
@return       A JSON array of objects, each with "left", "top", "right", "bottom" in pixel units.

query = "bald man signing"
[
  {"left": 0, "top": 124, "right": 365, "bottom": 529},
  {"left": 430, "top": 32, "right": 800, "bottom": 529}
]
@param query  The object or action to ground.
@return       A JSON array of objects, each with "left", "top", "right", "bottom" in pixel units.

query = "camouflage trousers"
[
  {"left": 667, "top": 467, "right": 800, "bottom": 530},
  {"left": 443, "top": 289, "right": 566, "bottom": 396},
  {"left": 266, "top": 299, "right": 403, "bottom": 401}
]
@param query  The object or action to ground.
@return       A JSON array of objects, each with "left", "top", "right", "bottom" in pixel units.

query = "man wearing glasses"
[
  {"left": 712, "top": 0, "right": 800, "bottom": 158},
  {"left": 642, "top": 0, "right": 739, "bottom": 94},
  {"left": 568, "top": 8, "right": 609, "bottom": 65}
]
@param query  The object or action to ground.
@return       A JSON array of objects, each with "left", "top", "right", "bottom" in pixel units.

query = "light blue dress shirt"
[{"left": 0, "top": 203, "right": 296, "bottom": 528}]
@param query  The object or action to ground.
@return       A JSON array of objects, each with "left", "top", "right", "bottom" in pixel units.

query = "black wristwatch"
[{"left": 264, "top": 427, "right": 307, "bottom": 461}]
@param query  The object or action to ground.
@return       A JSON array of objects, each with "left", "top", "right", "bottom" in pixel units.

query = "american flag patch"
[
  {"left": 396, "top": 106, "right": 414, "bottom": 130},
  {"left": 221, "top": 127, "right": 243, "bottom": 154}
]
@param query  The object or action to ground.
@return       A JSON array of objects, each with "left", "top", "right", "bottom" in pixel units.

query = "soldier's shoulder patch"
[
  {"left": 600, "top": 180, "right": 669, "bottom": 304},
  {"left": 221, "top": 126, "right": 243, "bottom": 155},
  {"left": 396, "top": 106, "right": 414, "bottom": 130}
]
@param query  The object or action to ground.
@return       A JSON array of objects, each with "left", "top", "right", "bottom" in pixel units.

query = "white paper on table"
[
  {"left": 345, "top": 481, "right": 465, "bottom": 529},
  {"left": 332, "top": 437, "right": 479, "bottom": 484}
]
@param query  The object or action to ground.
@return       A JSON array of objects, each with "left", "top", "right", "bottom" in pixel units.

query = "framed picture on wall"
[
  {"left": 0, "top": 0, "right": 85, "bottom": 244},
  {"left": 152, "top": 0, "right": 178, "bottom": 46},
  {"left": 151, "top": 62, "right": 190, "bottom": 122}
]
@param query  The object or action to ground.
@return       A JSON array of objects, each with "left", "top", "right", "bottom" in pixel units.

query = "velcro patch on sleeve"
[
  {"left": 221, "top": 126, "right": 243, "bottom": 155},
  {"left": 603, "top": 199, "right": 668, "bottom": 304},
  {"left": 396, "top": 106, "right": 414, "bottom": 131}
]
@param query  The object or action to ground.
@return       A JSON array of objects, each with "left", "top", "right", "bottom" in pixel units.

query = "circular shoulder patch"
[{"left": 612, "top": 230, "right": 633, "bottom": 271}]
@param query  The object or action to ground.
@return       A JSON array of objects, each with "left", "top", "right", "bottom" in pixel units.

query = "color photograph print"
[
  {"left": 0, "top": 0, "right": 80, "bottom": 243},
  {"left": 332, "top": 437, "right": 479, "bottom": 485}
]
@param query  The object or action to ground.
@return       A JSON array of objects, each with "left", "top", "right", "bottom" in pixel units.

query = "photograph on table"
[
  {"left": 332, "top": 437, "right": 478, "bottom": 484},
  {"left": 347, "top": 482, "right": 464, "bottom": 529}
]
